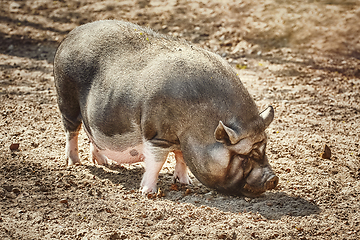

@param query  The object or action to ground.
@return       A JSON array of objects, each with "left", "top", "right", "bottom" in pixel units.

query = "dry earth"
[{"left": 1, "top": 0, "right": 360, "bottom": 239}]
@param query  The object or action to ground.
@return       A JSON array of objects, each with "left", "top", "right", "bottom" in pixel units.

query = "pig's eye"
[
  {"left": 249, "top": 147, "right": 265, "bottom": 160},
  {"left": 248, "top": 141, "right": 266, "bottom": 160},
  {"left": 234, "top": 154, "right": 249, "bottom": 167}
]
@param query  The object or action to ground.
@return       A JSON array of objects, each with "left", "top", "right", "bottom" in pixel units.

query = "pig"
[{"left": 54, "top": 20, "right": 278, "bottom": 197}]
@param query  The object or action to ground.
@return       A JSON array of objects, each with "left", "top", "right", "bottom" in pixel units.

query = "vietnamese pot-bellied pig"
[{"left": 54, "top": 20, "right": 278, "bottom": 197}]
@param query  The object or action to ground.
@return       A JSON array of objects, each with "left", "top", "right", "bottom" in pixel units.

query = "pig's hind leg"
[
  {"left": 173, "top": 151, "right": 192, "bottom": 185},
  {"left": 56, "top": 78, "right": 82, "bottom": 166},
  {"left": 62, "top": 116, "right": 82, "bottom": 166}
]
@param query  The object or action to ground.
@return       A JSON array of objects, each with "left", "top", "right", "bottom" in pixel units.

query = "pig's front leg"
[
  {"left": 140, "top": 142, "right": 169, "bottom": 194},
  {"left": 173, "top": 150, "right": 192, "bottom": 185}
]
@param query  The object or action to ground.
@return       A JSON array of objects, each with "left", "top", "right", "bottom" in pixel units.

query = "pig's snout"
[
  {"left": 265, "top": 175, "right": 279, "bottom": 190},
  {"left": 240, "top": 165, "right": 279, "bottom": 197}
]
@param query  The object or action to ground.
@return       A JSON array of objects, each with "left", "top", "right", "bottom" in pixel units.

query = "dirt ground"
[{"left": 1, "top": 0, "right": 360, "bottom": 239}]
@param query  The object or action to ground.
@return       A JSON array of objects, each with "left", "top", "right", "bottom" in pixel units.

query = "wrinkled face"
[
  {"left": 187, "top": 106, "right": 278, "bottom": 197},
  {"left": 205, "top": 132, "right": 278, "bottom": 197}
]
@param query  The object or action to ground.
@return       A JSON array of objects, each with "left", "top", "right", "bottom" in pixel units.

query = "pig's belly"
[
  {"left": 99, "top": 144, "right": 145, "bottom": 164},
  {"left": 85, "top": 125, "right": 145, "bottom": 164}
]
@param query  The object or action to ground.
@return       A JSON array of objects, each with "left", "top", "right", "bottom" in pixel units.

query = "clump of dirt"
[
  {"left": 320, "top": 144, "right": 331, "bottom": 159},
  {"left": 1, "top": 0, "right": 360, "bottom": 239}
]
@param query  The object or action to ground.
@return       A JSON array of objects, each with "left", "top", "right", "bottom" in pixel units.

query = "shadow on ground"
[{"left": 86, "top": 163, "right": 320, "bottom": 220}]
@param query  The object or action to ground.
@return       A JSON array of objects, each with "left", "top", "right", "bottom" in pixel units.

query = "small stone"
[
  {"left": 156, "top": 188, "right": 165, "bottom": 198},
  {"left": 311, "top": 77, "right": 322, "bottom": 82},
  {"left": 60, "top": 199, "right": 69, "bottom": 207},
  {"left": 109, "top": 232, "right": 120, "bottom": 240},
  {"left": 218, "top": 233, "right": 227, "bottom": 239},
  {"left": 10, "top": 143, "right": 20, "bottom": 151},
  {"left": 39, "top": 186, "right": 48, "bottom": 192},
  {"left": 296, "top": 226, "right": 304, "bottom": 231},
  {"left": 184, "top": 189, "right": 192, "bottom": 195},
  {"left": 12, "top": 188, "right": 20, "bottom": 194},
  {"left": 320, "top": 144, "right": 331, "bottom": 159},
  {"left": 147, "top": 193, "right": 155, "bottom": 199}
]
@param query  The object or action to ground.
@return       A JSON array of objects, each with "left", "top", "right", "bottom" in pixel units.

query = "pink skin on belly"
[
  {"left": 85, "top": 133, "right": 191, "bottom": 193},
  {"left": 91, "top": 143, "right": 145, "bottom": 165},
  {"left": 65, "top": 127, "right": 191, "bottom": 193}
]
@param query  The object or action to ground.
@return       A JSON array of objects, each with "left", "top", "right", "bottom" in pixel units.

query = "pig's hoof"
[
  {"left": 140, "top": 185, "right": 157, "bottom": 195},
  {"left": 91, "top": 143, "right": 109, "bottom": 165},
  {"left": 174, "top": 173, "right": 192, "bottom": 185},
  {"left": 67, "top": 158, "right": 81, "bottom": 166},
  {"left": 92, "top": 156, "right": 109, "bottom": 165}
]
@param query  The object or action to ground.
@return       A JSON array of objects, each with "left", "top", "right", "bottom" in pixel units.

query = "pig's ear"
[
  {"left": 214, "top": 121, "right": 238, "bottom": 144},
  {"left": 260, "top": 106, "right": 274, "bottom": 128}
]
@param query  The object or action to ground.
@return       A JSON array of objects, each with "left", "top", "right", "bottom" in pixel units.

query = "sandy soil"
[{"left": 1, "top": 0, "right": 359, "bottom": 239}]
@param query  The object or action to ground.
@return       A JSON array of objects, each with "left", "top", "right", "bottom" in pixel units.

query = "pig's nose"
[{"left": 265, "top": 175, "right": 279, "bottom": 190}]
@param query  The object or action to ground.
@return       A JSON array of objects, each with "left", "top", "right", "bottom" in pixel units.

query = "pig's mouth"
[
  {"left": 241, "top": 175, "right": 279, "bottom": 197},
  {"left": 216, "top": 174, "right": 278, "bottom": 198},
  {"left": 214, "top": 155, "right": 279, "bottom": 197}
]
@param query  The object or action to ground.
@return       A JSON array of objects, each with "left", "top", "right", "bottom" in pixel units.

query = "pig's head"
[{"left": 181, "top": 106, "right": 278, "bottom": 197}]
